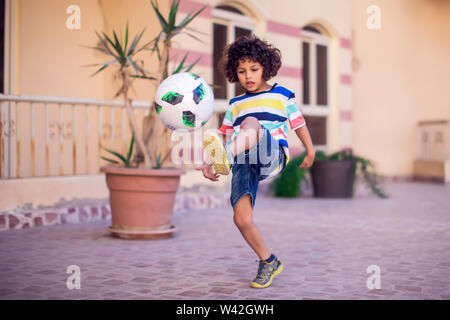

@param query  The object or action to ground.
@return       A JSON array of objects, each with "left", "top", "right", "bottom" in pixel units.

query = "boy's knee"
[
  {"left": 233, "top": 211, "right": 252, "bottom": 229},
  {"left": 240, "top": 117, "right": 263, "bottom": 140},
  {"left": 240, "top": 117, "right": 260, "bottom": 129}
]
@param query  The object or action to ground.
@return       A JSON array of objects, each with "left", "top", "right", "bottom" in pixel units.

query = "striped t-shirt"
[{"left": 219, "top": 83, "right": 306, "bottom": 179}]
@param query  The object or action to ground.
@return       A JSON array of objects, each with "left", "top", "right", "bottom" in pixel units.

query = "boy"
[{"left": 196, "top": 35, "right": 315, "bottom": 288}]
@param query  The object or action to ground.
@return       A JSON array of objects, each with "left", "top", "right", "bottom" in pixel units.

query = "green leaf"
[
  {"left": 100, "top": 156, "right": 120, "bottom": 165},
  {"left": 172, "top": 53, "right": 188, "bottom": 74},
  {"left": 83, "top": 43, "right": 119, "bottom": 60},
  {"left": 131, "top": 38, "right": 154, "bottom": 57},
  {"left": 130, "top": 74, "right": 158, "bottom": 80},
  {"left": 88, "top": 59, "right": 119, "bottom": 77},
  {"left": 100, "top": 144, "right": 128, "bottom": 164},
  {"left": 112, "top": 29, "right": 125, "bottom": 62},
  {"left": 124, "top": 21, "right": 129, "bottom": 54},
  {"left": 127, "top": 133, "right": 134, "bottom": 162},
  {"left": 167, "top": 0, "right": 179, "bottom": 31},
  {"left": 151, "top": 0, "right": 169, "bottom": 33},
  {"left": 184, "top": 26, "right": 209, "bottom": 36},
  {"left": 89, "top": 63, "right": 111, "bottom": 77},
  {"left": 126, "top": 56, "right": 139, "bottom": 75},
  {"left": 149, "top": 32, "right": 162, "bottom": 53},
  {"left": 185, "top": 56, "right": 201, "bottom": 72},
  {"left": 153, "top": 149, "right": 171, "bottom": 169},
  {"left": 127, "top": 28, "right": 147, "bottom": 56},
  {"left": 175, "top": 5, "right": 207, "bottom": 31},
  {"left": 183, "top": 32, "right": 205, "bottom": 44},
  {"left": 160, "top": 150, "right": 170, "bottom": 164},
  {"left": 102, "top": 31, "right": 121, "bottom": 56}
]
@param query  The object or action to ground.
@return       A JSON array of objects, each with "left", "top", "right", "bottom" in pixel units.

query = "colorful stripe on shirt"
[{"left": 219, "top": 83, "right": 306, "bottom": 180}]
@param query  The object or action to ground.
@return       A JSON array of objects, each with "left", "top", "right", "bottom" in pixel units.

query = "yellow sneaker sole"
[
  {"left": 250, "top": 261, "right": 284, "bottom": 289},
  {"left": 203, "top": 132, "right": 231, "bottom": 175}
]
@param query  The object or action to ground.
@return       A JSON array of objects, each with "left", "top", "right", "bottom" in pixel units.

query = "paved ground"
[{"left": 0, "top": 180, "right": 449, "bottom": 300}]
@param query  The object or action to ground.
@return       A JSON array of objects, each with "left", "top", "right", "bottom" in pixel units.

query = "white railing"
[{"left": 0, "top": 94, "right": 150, "bottom": 179}]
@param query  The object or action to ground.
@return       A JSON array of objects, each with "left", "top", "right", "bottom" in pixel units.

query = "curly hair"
[{"left": 219, "top": 34, "right": 282, "bottom": 83}]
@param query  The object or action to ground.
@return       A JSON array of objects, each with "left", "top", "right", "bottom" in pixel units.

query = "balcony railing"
[{"left": 0, "top": 94, "right": 150, "bottom": 179}]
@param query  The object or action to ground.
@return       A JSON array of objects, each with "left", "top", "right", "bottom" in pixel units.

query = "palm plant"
[
  {"left": 149, "top": 0, "right": 207, "bottom": 83},
  {"left": 143, "top": 0, "right": 207, "bottom": 166},
  {"left": 100, "top": 134, "right": 136, "bottom": 168},
  {"left": 86, "top": 0, "right": 207, "bottom": 169},
  {"left": 86, "top": 23, "right": 154, "bottom": 168}
]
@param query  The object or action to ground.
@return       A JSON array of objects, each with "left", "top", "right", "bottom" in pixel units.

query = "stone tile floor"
[{"left": 0, "top": 181, "right": 449, "bottom": 300}]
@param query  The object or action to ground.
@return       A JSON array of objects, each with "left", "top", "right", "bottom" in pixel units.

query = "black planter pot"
[{"left": 310, "top": 159, "right": 357, "bottom": 198}]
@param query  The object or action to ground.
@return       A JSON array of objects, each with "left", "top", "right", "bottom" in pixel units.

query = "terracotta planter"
[
  {"left": 310, "top": 159, "right": 357, "bottom": 198},
  {"left": 100, "top": 166, "right": 185, "bottom": 240}
]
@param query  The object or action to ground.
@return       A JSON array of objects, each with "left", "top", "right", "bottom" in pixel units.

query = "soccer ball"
[{"left": 154, "top": 72, "right": 214, "bottom": 132}]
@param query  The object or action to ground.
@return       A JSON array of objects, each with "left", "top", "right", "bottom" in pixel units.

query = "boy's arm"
[
  {"left": 294, "top": 125, "right": 315, "bottom": 168},
  {"left": 295, "top": 125, "right": 314, "bottom": 154}
]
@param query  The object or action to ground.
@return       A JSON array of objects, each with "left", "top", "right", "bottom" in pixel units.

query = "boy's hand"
[
  {"left": 299, "top": 151, "right": 315, "bottom": 169},
  {"left": 195, "top": 164, "right": 220, "bottom": 181}
]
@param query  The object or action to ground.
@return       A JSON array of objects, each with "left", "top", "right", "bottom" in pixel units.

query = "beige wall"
[
  {"left": 352, "top": 0, "right": 450, "bottom": 176},
  {"left": 17, "top": 0, "right": 104, "bottom": 98},
  {"left": 16, "top": 0, "right": 163, "bottom": 100}
]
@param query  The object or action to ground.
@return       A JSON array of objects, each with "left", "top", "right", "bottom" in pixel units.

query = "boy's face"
[{"left": 236, "top": 58, "right": 269, "bottom": 93}]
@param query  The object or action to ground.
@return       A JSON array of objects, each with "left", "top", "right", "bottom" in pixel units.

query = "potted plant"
[
  {"left": 142, "top": 0, "right": 207, "bottom": 166},
  {"left": 271, "top": 148, "right": 389, "bottom": 199},
  {"left": 86, "top": 0, "right": 206, "bottom": 239}
]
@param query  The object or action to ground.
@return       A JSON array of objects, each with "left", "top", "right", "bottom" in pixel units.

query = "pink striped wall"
[
  {"left": 340, "top": 111, "right": 352, "bottom": 121},
  {"left": 278, "top": 66, "right": 302, "bottom": 79},
  {"left": 168, "top": 47, "right": 212, "bottom": 67},
  {"left": 340, "top": 38, "right": 352, "bottom": 49},
  {"left": 267, "top": 20, "right": 302, "bottom": 37},
  {"left": 341, "top": 74, "right": 352, "bottom": 85},
  {"left": 173, "top": 0, "right": 212, "bottom": 17}
]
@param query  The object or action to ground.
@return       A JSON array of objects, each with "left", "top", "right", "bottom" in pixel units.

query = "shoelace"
[{"left": 254, "top": 260, "right": 273, "bottom": 282}]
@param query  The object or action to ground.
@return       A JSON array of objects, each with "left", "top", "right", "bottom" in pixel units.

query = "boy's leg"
[
  {"left": 228, "top": 117, "right": 264, "bottom": 158},
  {"left": 233, "top": 194, "right": 284, "bottom": 288},
  {"left": 202, "top": 116, "right": 263, "bottom": 175},
  {"left": 233, "top": 194, "right": 271, "bottom": 261}
]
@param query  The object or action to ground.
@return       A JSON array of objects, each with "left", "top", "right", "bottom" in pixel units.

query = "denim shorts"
[{"left": 228, "top": 127, "right": 286, "bottom": 210}]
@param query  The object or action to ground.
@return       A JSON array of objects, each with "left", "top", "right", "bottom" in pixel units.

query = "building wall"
[
  {"left": 15, "top": 0, "right": 163, "bottom": 100},
  {"left": 3, "top": 0, "right": 450, "bottom": 210},
  {"left": 352, "top": 0, "right": 450, "bottom": 177},
  {"left": 0, "top": 0, "right": 353, "bottom": 210}
]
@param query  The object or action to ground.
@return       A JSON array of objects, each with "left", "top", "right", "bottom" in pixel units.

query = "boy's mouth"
[{"left": 246, "top": 81, "right": 255, "bottom": 87}]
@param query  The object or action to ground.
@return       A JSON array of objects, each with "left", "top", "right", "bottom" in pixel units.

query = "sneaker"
[
  {"left": 203, "top": 131, "right": 232, "bottom": 175},
  {"left": 250, "top": 256, "right": 284, "bottom": 288}
]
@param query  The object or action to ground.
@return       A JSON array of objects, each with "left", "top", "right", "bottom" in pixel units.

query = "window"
[
  {"left": 316, "top": 44, "right": 328, "bottom": 105},
  {"left": 302, "top": 27, "right": 329, "bottom": 108},
  {"left": 213, "top": 23, "right": 227, "bottom": 100},
  {"left": 304, "top": 116, "right": 327, "bottom": 145},
  {"left": 212, "top": 5, "right": 255, "bottom": 110},
  {"left": 301, "top": 25, "right": 330, "bottom": 147},
  {"left": 302, "top": 42, "right": 310, "bottom": 105}
]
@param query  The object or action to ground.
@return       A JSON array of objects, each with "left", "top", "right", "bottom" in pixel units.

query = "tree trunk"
[
  {"left": 142, "top": 40, "right": 174, "bottom": 168},
  {"left": 122, "top": 70, "right": 152, "bottom": 169}
]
